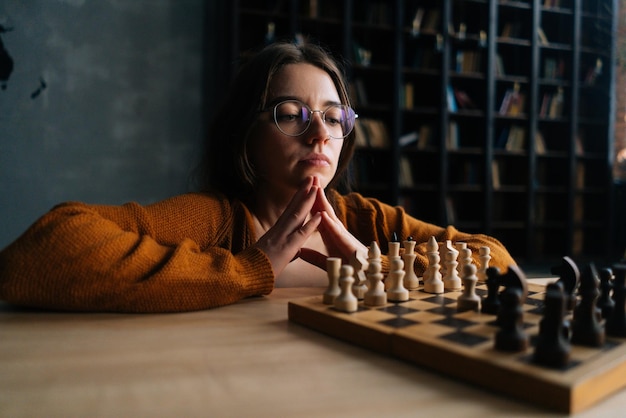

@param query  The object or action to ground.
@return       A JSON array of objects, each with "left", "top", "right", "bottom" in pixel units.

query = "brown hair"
[{"left": 196, "top": 41, "right": 356, "bottom": 202}]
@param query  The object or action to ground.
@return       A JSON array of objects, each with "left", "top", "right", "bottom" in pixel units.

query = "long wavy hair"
[{"left": 195, "top": 41, "right": 356, "bottom": 204}]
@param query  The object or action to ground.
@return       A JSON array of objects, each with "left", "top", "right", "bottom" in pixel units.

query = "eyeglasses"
[{"left": 263, "top": 99, "right": 358, "bottom": 139}]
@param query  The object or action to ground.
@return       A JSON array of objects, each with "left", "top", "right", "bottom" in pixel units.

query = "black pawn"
[
  {"left": 606, "top": 264, "right": 626, "bottom": 337},
  {"left": 495, "top": 287, "right": 529, "bottom": 352},
  {"left": 571, "top": 263, "right": 605, "bottom": 347},
  {"left": 551, "top": 256, "right": 580, "bottom": 313},
  {"left": 533, "top": 283, "right": 571, "bottom": 368},
  {"left": 481, "top": 267, "right": 501, "bottom": 315},
  {"left": 597, "top": 267, "right": 615, "bottom": 320}
]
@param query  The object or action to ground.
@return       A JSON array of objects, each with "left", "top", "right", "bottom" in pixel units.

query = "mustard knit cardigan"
[{"left": 0, "top": 190, "right": 516, "bottom": 313}]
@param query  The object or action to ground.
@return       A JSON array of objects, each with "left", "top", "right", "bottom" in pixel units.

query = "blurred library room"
[
  {"left": 1, "top": 0, "right": 625, "bottom": 270},
  {"left": 229, "top": 0, "right": 626, "bottom": 270}
]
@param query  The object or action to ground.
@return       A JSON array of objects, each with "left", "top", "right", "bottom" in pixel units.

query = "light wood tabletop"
[{"left": 1, "top": 284, "right": 625, "bottom": 418}]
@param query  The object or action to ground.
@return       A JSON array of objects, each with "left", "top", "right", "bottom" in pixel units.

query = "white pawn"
[
  {"left": 424, "top": 249, "right": 444, "bottom": 294},
  {"left": 457, "top": 263, "right": 481, "bottom": 312},
  {"left": 443, "top": 250, "right": 462, "bottom": 291},
  {"left": 388, "top": 240, "right": 401, "bottom": 259},
  {"left": 402, "top": 239, "right": 419, "bottom": 290},
  {"left": 385, "top": 240, "right": 401, "bottom": 290},
  {"left": 349, "top": 251, "right": 368, "bottom": 300},
  {"left": 364, "top": 242, "right": 386, "bottom": 306},
  {"left": 334, "top": 265, "right": 358, "bottom": 313},
  {"left": 455, "top": 242, "right": 467, "bottom": 277},
  {"left": 477, "top": 246, "right": 491, "bottom": 283},
  {"left": 387, "top": 258, "right": 409, "bottom": 302},
  {"left": 459, "top": 247, "right": 473, "bottom": 278},
  {"left": 423, "top": 236, "right": 439, "bottom": 284},
  {"left": 323, "top": 257, "right": 342, "bottom": 305}
]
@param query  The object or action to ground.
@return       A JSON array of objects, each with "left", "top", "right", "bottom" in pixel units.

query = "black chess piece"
[
  {"left": 597, "top": 267, "right": 615, "bottom": 320},
  {"left": 551, "top": 256, "right": 580, "bottom": 312},
  {"left": 481, "top": 266, "right": 501, "bottom": 315},
  {"left": 495, "top": 287, "right": 529, "bottom": 352},
  {"left": 606, "top": 264, "right": 626, "bottom": 338},
  {"left": 570, "top": 263, "right": 605, "bottom": 347},
  {"left": 533, "top": 283, "right": 571, "bottom": 368}
]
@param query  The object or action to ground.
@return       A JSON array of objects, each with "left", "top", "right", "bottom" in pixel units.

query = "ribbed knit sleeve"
[
  {"left": 330, "top": 191, "right": 517, "bottom": 276},
  {"left": 0, "top": 194, "right": 275, "bottom": 313}
]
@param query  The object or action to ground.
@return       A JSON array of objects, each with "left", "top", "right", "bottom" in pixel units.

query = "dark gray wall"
[{"left": 0, "top": 0, "right": 209, "bottom": 248}]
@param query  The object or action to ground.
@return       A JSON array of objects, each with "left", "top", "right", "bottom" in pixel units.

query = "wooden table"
[{"left": 1, "top": 285, "right": 625, "bottom": 417}]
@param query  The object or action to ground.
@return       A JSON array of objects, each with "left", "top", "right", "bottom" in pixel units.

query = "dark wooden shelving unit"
[{"left": 228, "top": 0, "right": 617, "bottom": 265}]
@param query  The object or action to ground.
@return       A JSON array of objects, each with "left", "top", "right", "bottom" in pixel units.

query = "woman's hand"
[
  {"left": 298, "top": 178, "right": 368, "bottom": 270},
  {"left": 253, "top": 177, "right": 323, "bottom": 276}
]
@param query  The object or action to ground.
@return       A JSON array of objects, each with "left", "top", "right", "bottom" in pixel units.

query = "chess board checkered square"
[{"left": 439, "top": 330, "right": 491, "bottom": 347}]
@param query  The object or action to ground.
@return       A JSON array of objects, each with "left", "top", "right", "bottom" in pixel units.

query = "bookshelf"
[{"left": 229, "top": 0, "right": 617, "bottom": 264}]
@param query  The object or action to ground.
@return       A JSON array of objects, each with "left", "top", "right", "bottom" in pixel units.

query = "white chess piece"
[
  {"left": 387, "top": 258, "right": 409, "bottom": 302},
  {"left": 423, "top": 236, "right": 439, "bottom": 284},
  {"left": 423, "top": 246, "right": 444, "bottom": 294},
  {"left": 402, "top": 239, "right": 419, "bottom": 290},
  {"left": 457, "top": 263, "right": 481, "bottom": 312},
  {"left": 443, "top": 250, "right": 462, "bottom": 291},
  {"left": 334, "top": 265, "right": 358, "bottom": 312},
  {"left": 349, "top": 251, "right": 368, "bottom": 300},
  {"left": 364, "top": 242, "right": 386, "bottom": 306},
  {"left": 455, "top": 242, "right": 468, "bottom": 277},
  {"left": 323, "top": 257, "right": 342, "bottom": 305},
  {"left": 385, "top": 240, "right": 401, "bottom": 290},
  {"left": 477, "top": 246, "right": 491, "bottom": 283}
]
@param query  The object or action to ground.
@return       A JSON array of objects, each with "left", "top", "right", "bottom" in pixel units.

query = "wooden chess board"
[{"left": 288, "top": 282, "right": 626, "bottom": 414}]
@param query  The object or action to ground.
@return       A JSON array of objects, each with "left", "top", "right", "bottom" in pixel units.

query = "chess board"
[{"left": 288, "top": 282, "right": 626, "bottom": 414}]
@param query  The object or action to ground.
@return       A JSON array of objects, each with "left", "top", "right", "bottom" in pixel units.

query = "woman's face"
[{"left": 249, "top": 63, "right": 345, "bottom": 196}]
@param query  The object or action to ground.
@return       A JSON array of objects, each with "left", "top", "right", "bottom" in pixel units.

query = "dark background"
[{"left": 0, "top": 0, "right": 229, "bottom": 248}]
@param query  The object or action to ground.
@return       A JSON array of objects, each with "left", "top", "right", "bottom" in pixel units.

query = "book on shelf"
[
  {"left": 349, "top": 78, "right": 368, "bottom": 106},
  {"left": 399, "top": 156, "right": 414, "bottom": 187},
  {"left": 403, "top": 82, "right": 414, "bottom": 110},
  {"left": 353, "top": 42, "right": 372, "bottom": 66},
  {"left": 504, "top": 125, "right": 526, "bottom": 151},
  {"left": 446, "top": 85, "right": 457, "bottom": 112},
  {"left": 499, "top": 83, "right": 525, "bottom": 116},
  {"left": 500, "top": 22, "right": 521, "bottom": 39},
  {"left": 423, "top": 9, "right": 440, "bottom": 32},
  {"left": 458, "top": 23, "right": 467, "bottom": 40},
  {"left": 576, "top": 162, "right": 586, "bottom": 189},
  {"left": 535, "top": 131, "right": 547, "bottom": 154},
  {"left": 544, "top": 0, "right": 562, "bottom": 8},
  {"left": 543, "top": 57, "right": 565, "bottom": 79},
  {"left": 417, "top": 124, "right": 433, "bottom": 149},
  {"left": 445, "top": 196, "right": 456, "bottom": 225},
  {"left": 492, "top": 160, "right": 501, "bottom": 190},
  {"left": 575, "top": 131, "right": 585, "bottom": 155},
  {"left": 454, "top": 88, "right": 477, "bottom": 110},
  {"left": 399, "top": 131, "right": 419, "bottom": 147},
  {"left": 547, "top": 88, "right": 564, "bottom": 118},
  {"left": 455, "top": 50, "right": 482, "bottom": 73},
  {"left": 354, "top": 118, "right": 389, "bottom": 148},
  {"left": 494, "top": 54, "right": 505, "bottom": 76},
  {"left": 411, "top": 7, "right": 425, "bottom": 37},
  {"left": 446, "top": 121, "right": 459, "bottom": 150},
  {"left": 584, "top": 58, "right": 603, "bottom": 86},
  {"left": 537, "top": 28, "right": 549, "bottom": 45}
]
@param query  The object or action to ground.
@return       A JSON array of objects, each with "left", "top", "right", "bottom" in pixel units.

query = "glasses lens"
[
  {"left": 274, "top": 101, "right": 310, "bottom": 136},
  {"left": 325, "top": 105, "right": 356, "bottom": 138},
  {"left": 273, "top": 100, "right": 356, "bottom": 138}
]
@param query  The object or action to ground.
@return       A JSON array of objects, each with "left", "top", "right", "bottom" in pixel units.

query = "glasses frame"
[{"left": 263, "top": 99, "right": 358, "bottom": 139}]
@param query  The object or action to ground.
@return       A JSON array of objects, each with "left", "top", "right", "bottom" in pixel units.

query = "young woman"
[{"left": 0, "top": 42, "right": 516, "bottom": 312}]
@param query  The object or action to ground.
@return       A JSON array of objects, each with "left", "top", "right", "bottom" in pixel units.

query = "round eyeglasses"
[{"left": 263, "top": 99, "right": 358, "bottom": 139}]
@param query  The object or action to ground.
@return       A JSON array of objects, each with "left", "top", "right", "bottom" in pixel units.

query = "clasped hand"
[{"left": 253, "top": 176, "right": 368, "bottom": 278}]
